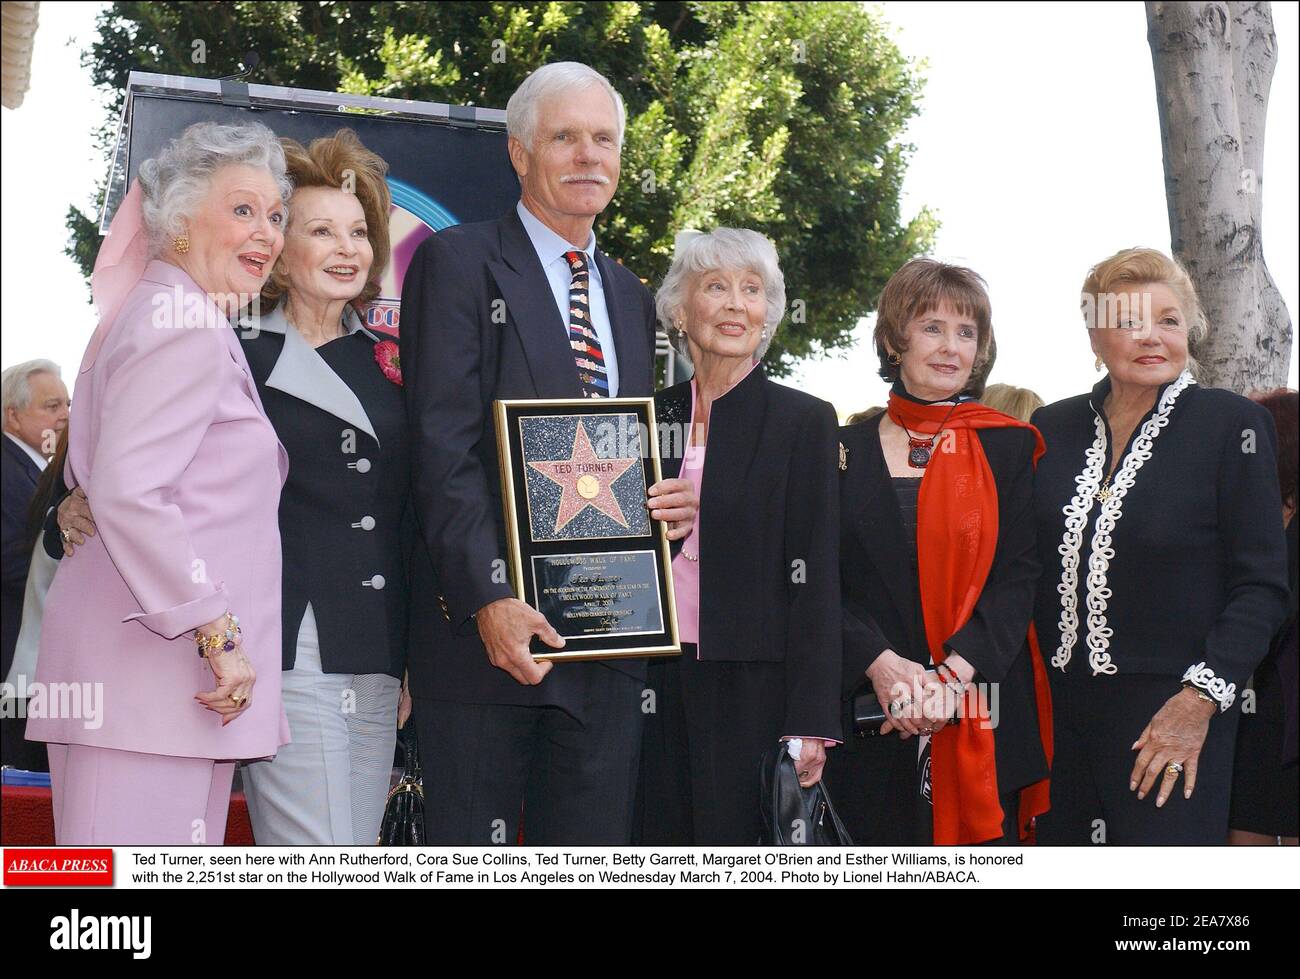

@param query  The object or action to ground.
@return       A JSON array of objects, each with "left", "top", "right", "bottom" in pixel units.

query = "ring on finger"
[{"left": 1165, "top": 762, "right": 1183, "bottom": 776}]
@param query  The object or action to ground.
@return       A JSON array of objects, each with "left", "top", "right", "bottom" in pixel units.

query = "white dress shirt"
[{"left": 515, "top": 201, "right": 620, "bottom": 397}]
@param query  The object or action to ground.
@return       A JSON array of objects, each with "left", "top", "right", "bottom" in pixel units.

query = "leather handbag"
[
  {"left": 377, "top": 723, "right": 424, "bottom": 845},
  {"left": 758, "top": 743, "right": 854, "bottom": 845}
]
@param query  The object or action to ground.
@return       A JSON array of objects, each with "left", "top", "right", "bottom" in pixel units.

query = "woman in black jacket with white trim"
[{"left": 1031, "top": 247, "right": 1289, "bottom": 844}]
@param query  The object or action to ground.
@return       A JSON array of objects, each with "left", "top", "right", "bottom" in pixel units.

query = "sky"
[{"left": 2, "top": 1, "right": 1297, "bottom": 418}]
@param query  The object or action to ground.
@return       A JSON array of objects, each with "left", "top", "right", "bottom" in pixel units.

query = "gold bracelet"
[
  {"left": 1183, "top": 683, "right": 1218, "bottom": 710},
  {"left": 195, "top": 612, "right": 241, "bottom": 659}
]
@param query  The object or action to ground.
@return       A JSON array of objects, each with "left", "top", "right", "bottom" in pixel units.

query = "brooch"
[{"left": 374, "top": 340, "right": 402, "bottom": 386}]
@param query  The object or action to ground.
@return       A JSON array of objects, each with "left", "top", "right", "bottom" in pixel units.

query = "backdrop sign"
[{"left": 102, "top": 72, "right": 521, "bottom": 337}]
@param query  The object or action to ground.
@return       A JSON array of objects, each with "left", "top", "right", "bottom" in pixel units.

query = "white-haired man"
[
  {"left": 2, "top": 359, "right": 69, "bottom": 769},
  {"left": 402, "top": 62, "right": 696, "bottom": 843}
]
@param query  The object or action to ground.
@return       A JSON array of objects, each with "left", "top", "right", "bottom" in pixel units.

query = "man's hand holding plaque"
[{"left": 475, "top": 597, "right": 563, "bottom": 685}]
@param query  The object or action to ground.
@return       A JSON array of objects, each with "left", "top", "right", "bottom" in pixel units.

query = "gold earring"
[
  {"left": 173, "top": 235, "right": 190, "bottom": 254},
  {"left": 888, "top": 352, "right": 901, "bottom": 366},
  {"left": 1094, "top": 356, "right": 1103, "bottom": 372}
]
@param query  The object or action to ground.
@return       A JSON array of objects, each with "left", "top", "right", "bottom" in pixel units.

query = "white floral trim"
[
  {"left": 1053, "top": 370, "right": 1196, "bottom": 675},
  {"left": 1182, "top": 662, "right": 1236, "bottom": 712}
]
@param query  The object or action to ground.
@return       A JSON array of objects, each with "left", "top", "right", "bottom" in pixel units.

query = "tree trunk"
[{"left": 1146, "top": 1, "right": 1292, "bottom": 393}]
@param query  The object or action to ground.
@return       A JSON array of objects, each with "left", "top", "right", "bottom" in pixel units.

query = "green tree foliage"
[{"left": 70, "top": 0, "right": 935, "bottom": 372}]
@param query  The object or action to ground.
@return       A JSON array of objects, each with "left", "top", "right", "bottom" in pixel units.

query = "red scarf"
[{"left": 886, "top": 393, "right": 1054, "bottom": 844}]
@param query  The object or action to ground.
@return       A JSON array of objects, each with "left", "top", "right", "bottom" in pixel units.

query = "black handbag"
[
  {"left": 758, "top": 743, "right": 854, "bottom": 845},
  {"left": 377, "top": 723, "right": 424, "bottom": 846}
]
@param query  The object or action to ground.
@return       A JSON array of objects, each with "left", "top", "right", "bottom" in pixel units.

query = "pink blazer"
[{"left": 27, "top": 261, "right": 290, "bottom": 760}]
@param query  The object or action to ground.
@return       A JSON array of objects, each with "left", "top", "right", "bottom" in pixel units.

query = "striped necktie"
[{"left": 564, "top": 250, "right": 608, "bottom": 397}]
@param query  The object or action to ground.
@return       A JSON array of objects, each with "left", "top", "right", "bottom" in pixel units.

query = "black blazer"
[
  {"left": 1, "top": 434, "right": 41, "bottom": 679},
  {"left": 1031, "top": 378, "right": 1289, "bottom": 695},
  {"left": 401, "top": 208, "right": 658, "bottom": 711},
  {"left": 838, "top": 413, "right": 1048, "bottom": 792},
  {"left": 655, "top": 368, "right": 842, "bottom": 739},
  {"left": 239, "top": 307, "right": 411, "bottom": 677}
]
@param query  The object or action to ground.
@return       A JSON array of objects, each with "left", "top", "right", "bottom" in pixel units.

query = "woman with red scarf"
[{"left": 825, "top": 259, "right": 1052, "bottom": 845}]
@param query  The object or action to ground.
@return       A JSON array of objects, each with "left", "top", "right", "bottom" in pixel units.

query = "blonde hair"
[
  {"left": 873, "top": 259, "right": 994, "bottom": 385},
  {"left": 263, "top": 129, "right": 392, "bottom": 310},
  {"left": 981, "top": 383, "right": 1044, "bottom": 422},
  {"left": 1080, "top": 247, "right": 1208, "bottom": 365}
]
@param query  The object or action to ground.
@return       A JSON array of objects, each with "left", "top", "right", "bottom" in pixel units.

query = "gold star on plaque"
[{"left": 527, "top": 420, "right": 638, "bottom": 533}]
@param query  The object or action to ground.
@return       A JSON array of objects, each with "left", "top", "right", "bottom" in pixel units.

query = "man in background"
[{"left": 1, "top": 359, "right": 69, "bottom": 769}]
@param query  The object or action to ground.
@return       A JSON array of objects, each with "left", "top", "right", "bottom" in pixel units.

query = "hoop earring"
[{"left": 173, "top": 235, "right": 190, "bottom": 254}]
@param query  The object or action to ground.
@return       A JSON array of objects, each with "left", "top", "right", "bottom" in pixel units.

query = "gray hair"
[
  {"left": 2, "top": 359, "right": 61, "bottom": 413},
  {"left": 137, "top": 121, "right": 292, "bottom": 256},
  {"left": 656, "top": 228, "right": 787, "bottom": 360},
  {"left": 506, "top": 62, "right": 626, "bottom": 150}
]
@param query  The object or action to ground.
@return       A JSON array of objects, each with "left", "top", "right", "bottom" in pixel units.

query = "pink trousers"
[{"left": 47, "top": 743, "right": 235, "bottom": 845}]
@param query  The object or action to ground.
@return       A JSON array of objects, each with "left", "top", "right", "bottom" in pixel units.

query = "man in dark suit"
[
  {"left": 402, "top": 62, "right": 695, "bottom": 844},
  {"left": 1, "top": 360, "right": 69, "bottom": 769}
]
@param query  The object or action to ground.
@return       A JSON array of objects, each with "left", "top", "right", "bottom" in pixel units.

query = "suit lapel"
[
  {"left": 594, "top": 248, "right": 649, "bottom": 398},
  {"left": 221, "top": 322, "right": 290, "bottom": 480},
  {"left": 2, "top": 435, "right": 41, "bottom": 489},
  {"left": 654, "top": 381, "right": 692, "bottom": 482},
  {"left": 240, "top": 306, "right": 380, "bottom": 445},
  {"left": 704, "top": 366, "right": 767, "bottom": 502},
  {"left": 489, "top": 211, "right": 583, "bottom": 399}
]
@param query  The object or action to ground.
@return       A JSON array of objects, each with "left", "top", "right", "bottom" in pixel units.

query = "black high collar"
[{"left": 891, "top": 377, "right": 974, "bottom": 406}]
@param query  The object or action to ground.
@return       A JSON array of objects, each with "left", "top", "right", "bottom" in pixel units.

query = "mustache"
[{"left": 559, "top": 173, "right": 611, "bottom": 185}]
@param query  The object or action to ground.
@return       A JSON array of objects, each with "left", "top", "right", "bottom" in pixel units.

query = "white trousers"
[{"left": 242, "top": 604, "right": 400, "bottom": 845}]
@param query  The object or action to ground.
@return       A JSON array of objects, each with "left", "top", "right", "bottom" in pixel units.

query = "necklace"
[{"left": 897, "top": 401, "right": 961, "bottom": 468}]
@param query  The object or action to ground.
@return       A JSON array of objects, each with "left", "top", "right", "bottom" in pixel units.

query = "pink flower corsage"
[{"left": 374, "top": 340, "right": 402, "bottom": 386}]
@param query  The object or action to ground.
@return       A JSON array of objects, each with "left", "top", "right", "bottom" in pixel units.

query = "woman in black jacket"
[
  {"left": 638, "top": 228, "right": 841, "bottom": 845},
  {"left": 1032, "top": 248, "right": 1289, "bottom": 845},
  {"left": 234, "top": 130, "right": 411, "bottom": 845},
  {"left": 826, "top": 259, "right": 1051, "bottom": 846}
]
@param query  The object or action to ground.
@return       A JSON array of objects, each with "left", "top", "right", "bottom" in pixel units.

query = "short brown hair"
[
  {"left": 873, "top": 259, "right": 994, "bottom": 384},
  {"left": 263, "top": 128, "right": 392, "bottom": 310}
]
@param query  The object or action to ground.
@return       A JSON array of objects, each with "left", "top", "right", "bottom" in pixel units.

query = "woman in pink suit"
[{"left": 25, "top": 122, "right": 292, "bottom": 844}]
